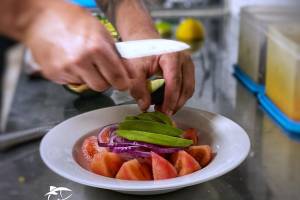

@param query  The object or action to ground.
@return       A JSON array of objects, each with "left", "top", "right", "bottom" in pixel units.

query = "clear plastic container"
[
  {"left": 265, "top": 24, "right": 300, "bottom": 121},
  {"left": 238, "top": 6, "right": 300, "bottom": 84}
]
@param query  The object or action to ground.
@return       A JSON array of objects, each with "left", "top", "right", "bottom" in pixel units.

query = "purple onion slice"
[{"left": 96, "top": 124, "right": 182, "bottom": 158}]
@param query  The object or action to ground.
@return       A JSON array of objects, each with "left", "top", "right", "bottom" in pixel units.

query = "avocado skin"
[
  {"left": 63, "top": 85, "right": 99, "bottom": 97},
  {"left": 151, "top": 83, "right": 165, "bottom": 105}
]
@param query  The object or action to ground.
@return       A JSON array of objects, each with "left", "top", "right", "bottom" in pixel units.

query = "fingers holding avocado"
[
  {"left": 148, "top": 79, "right": 165, "bottom": 106},
  {"left": 64, "top": 78, "right": 165, "bottom": 106}
]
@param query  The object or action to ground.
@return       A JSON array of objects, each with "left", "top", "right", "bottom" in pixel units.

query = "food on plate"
[
  {"left": 116, "top": 159, "right": 152, "bottom": 180},
  {"left": 187, "top": 145, "right": 213, "bottom": 167},
  {"left": 118, "top": 120, "right": 182, "bottom": 136},
  {"left": 90, "top": 151, "right": 123, "bottom": 178},
  {"left": 116, "top": 130, "right": 192, "bottom": 147},
  {"left": 171, "top": 150, "right": 201, "bottom": 176},
  {"left": 77, "top": 111, "right": 213, "bottom": 180},
  {"left": 136, "top": 109, "right": 173, "bottom": 126},
  {"left": 81, "top": 136, "right": 100, "bottom": 162},
  {"left": 151, "top": 152, "right": 177, "bottom": 180},
  {"left": 182, "top": 128, "right": 199, "bottom": 145}
]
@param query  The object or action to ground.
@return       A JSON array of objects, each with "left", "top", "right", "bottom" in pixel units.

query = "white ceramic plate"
[{"left": 40, "top": 105, "right": 250, "bottom": 195}]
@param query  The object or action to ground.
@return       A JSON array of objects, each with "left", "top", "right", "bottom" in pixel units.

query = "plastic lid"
[
  {"left": 240, "top": 9, "right": 300, "bottom": 36},
  {"left": 70, "top": 0, "right": 97, "bottom": 8},
  {"left": 268, "top": 24, "right": 300, "bottom": 58},
  {"left": 241, "top": 5, "right": 300, "bottom": 16}
]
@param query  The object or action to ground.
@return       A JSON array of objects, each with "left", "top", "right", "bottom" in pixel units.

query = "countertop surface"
[{"left": 0, "top": 16, "right": 299, "bottom": 200}]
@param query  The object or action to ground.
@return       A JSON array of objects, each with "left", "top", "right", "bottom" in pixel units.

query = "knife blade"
[
  {"left": 25, "top": 39, "right": 189, "bottom": 94},
  {"left": 116, "top": 39, "right": 190, "bottom": 59},
  {"left": 26, "top": 39, "right": 189, "bottom": 68}
]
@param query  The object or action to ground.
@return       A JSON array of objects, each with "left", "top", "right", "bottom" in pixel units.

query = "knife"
[
  {"left": 27, "top": 37, "right": 189, "bottom": 68},
  {"left": 26, "top": 39, "right": 189, "bottom": 68},
  {"left": 26, "top": 39, "right": 189, "bottom": 91},
  {"left": 116, "top": 39, "right": 190, "bottom": 59}
]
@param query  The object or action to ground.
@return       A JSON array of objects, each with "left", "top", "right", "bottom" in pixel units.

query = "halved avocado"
[
  {"left": 63, "top": 84, "right": 98, "bottom": 96},
  {"left": 148, "top": 79, "right": 165, "bottom": 105},
  {"left": 64, "top": 79, "right": 165, "bottom": 103}
]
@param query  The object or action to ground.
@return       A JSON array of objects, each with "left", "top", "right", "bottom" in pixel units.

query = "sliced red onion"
[
  {"left": 99, "top": 140, "right": 180, "bottom": 154},
  {"left": 111, "top": 146, "right": 141, "bottom": 153},
  {"left": 108, "top": 134, "right": 118, "bottom": 144},
  {"left": 97, "top": 123, "right": 118, "bottom": 143},
  {"left": 111, "top": 135, "right": 127, "bottom": 143},
  {"left": 124, "top": 150, "right": 151, "bottom": 158},
  {"left": 97, "top": 124, "right": 181, "bottom": 158},
  {"left": 111, "top": 137, "right": 180, "bottom": 153}
]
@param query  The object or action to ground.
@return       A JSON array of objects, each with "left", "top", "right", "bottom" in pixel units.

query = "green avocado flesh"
[
  {"left": 118, "top": 111, "right": 192, "bottom": 147},
  {"left": 138, "top": 111, "right": 173, "bottom": 126},
  {"left": 119, "top": 120, "right": 182, "bottom": 137},
  {"left": 148, "top": 79, "right": 165, "bottom": 93},
  {"left": 148, "top": 79, "right": 165, "bottom": 105},
  {"left": 116, "top": 130, "right": 192, "bottom": 147},
  {"left": 125, "top": 116, "right": 139, "bottom": 121}
]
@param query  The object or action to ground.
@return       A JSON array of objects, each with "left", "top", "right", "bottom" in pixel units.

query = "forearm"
[
  {"left": 0, "top": 0, "right": 49, "bottom": 41},
  {"left": 97, "top": 0, "right": 159, "bottom": 40}
]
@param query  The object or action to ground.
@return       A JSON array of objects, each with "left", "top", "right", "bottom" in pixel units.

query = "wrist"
[
  {"left": 111, "top": 0, "right": 160, "bottom": 41},
  {"left": 119, "top": 25, "right": 160, "bottom": 41}
]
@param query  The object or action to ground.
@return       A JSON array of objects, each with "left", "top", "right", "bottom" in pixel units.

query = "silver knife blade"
[{"left": 115, "top": 39, "right": 190, "bottom": 59}]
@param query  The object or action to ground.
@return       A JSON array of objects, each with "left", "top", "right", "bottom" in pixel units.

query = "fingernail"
[
  {"left": 166, "top": 110, "right": 173, "bottom": 116},
  {"left": 138, "top": 99, "right": 146, "bottom": 110}
]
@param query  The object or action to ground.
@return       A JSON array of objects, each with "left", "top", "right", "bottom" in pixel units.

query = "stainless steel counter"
[{"left": 0, "top": 16, "right": 299, "bottom": 200}]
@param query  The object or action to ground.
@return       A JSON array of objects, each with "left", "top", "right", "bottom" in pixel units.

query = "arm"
[
  {"left": 0, "top": 0, "right": 44, "bottom": 41},
  {"left": 96, "top": 0, "right": 159, "bottom": 40},
  {"left": 0, "top": 0, "right": 130, "bottom": 92}
]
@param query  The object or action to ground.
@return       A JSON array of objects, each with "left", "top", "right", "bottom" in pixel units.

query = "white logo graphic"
[{"left": 45, "top": 186, "right": 72, "bottom": 200}]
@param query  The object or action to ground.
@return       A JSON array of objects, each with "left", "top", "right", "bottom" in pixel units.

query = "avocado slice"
[
  {"left": 119, "top": 120, "right": 182, "bottom": 137},
  {"left": 148, "top": 79, "right": 165, "bottom": 105},
  {"left": 116, "top": 130, "right": 192, "bottom": 147},
  {"left": 137, "top": 111, "right": 173, "bottom": 126}
]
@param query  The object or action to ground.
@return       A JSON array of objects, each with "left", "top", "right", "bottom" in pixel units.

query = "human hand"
[
  {"left": 23, "top": 1, "right": 130, "bottom": 91},
  {"left": 125, "top": 51, "right": 195, "bottom": 115}
]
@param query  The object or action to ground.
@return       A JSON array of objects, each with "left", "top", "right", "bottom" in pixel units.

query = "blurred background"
[{"left": 0, "top": 0, "right": 300, "bottom": 200}]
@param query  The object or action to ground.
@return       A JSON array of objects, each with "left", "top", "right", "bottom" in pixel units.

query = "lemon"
[
  {"left": 176, "top": 18, "right": 205, "bottom": 42},
  {"left": 155, "top": 21, "right": 172, "bottom": 38}
]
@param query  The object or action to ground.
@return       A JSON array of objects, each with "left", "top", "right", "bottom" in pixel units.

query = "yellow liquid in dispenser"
[{"left": 265, "top": 26, "right": 300, "bottom": 121}]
